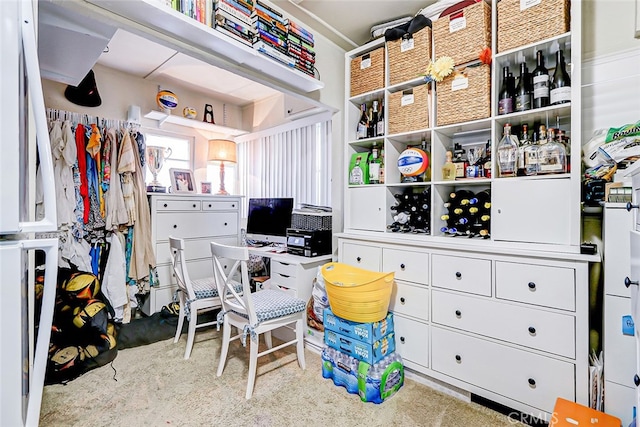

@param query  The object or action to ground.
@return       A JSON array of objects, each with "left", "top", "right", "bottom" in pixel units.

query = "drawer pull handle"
[
  {"left": 400, "top": 297, "right": 405, "bottom": 304},
  {"left": 635, "top": 374, "right": 640, "bottom": 387},
  {"left": 224, "top": 222, "right": 228, "bottom": 226},
  {"left": 232, "top": 204, "right": 235, "bottom": 208},
  {"left": 356, "top": 257, "right": 361, "bottom": 262},
  {"left": 528, "top": 326, "right": 536, "bottom": 335},
  {"left": 193, "top": 204, "right": 196, "bottom": 208},
  {"left": 528, "top": 378, "right": 536, "bottom": 388},
  {"left": 625, "top": 277, "right": 639, "bottom": 288},
  {"left": 455, "top": 272, "right": 462, "bottom": 279},
  {"left": 279, "top": 274, "right": 291, "bottom": 278},
  {"left": 163, "top": 203, "right": 168, "bottom": 208},
  {"left": 400, "top": 336, "right": 405, "bottom": 343},
  {"left": 173, "top": 225, "right": 177, "bottom": 229},
  {"left": 627, "top": 202, "right": 639, "bottom": 212},
  {"left": 400, "top": 263, "right": 405, "bottom": 270},
  {"left": 528, "top": 282, "right": 536, "bottom": 291},
  {"left": 455, "top": 354, "right": 461, "bottom": 363},
  {"left": 455, "top": 310, "right": 461, "bottom": 318},
  {"left": 208, "top": 204, "right": 212, "bottom": 208}
]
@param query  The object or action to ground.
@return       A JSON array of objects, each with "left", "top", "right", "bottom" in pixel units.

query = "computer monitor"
[{"left": 245, "top": 198, "right": 294, "bottom": 245}]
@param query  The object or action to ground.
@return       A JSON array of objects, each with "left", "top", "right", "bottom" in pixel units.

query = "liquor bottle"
[
  {"left": 532, "top": 50, "right": 550, "bottom": 109},
  {"left": 367, "top": 105, "right": 376, "bottom": 138},
  {"left": 517, "top": 124, "right": 530, "bottom": 176},
  {"left": 452, "top": 143, "right": 467, "bottom": 179},
  {"left": 523, "top": 125, "right": 539, "bottom": 176},
  {"left": 376, "top": 99, "right": 385, "bottom": 136},
  {"left": 550, "top": 49, "right": 571, "bottom": 105},
  {"left": 515, "top": 61, "right": 531, "bottom": 112},
  {"left": 498, "top": 66, "right": 514, "bottom": 115},
  {"left": 378, "top": 147, "right": 385, "bottom": 184},
  {"left": 556, "top": 115, "right": 570, "bottom": 173},
  {"left": 369, "top": 143, "right": 380, "bottom": 184},
  {"left": 442, "top": 150, "right": 457, "bottom": 181},
  {"left": 349, "top": 154, "right": 365, "bottom": 185},
  {"left": 357, "top": 103, "right": 368, "bottom": 139},
  {"left": 497, "top": 123, "right": 519, "bottom": 177},
  {"left": 537, "top": 125, "right": 567, "bottom": 174}
]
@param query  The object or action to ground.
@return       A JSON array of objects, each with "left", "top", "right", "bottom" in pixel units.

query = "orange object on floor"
[{"left": 550, "top": 398, "right": 621, "bottom": 427}]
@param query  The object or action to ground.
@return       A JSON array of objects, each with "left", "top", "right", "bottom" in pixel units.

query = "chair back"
[
  {"left": 210, "top": 241, "right": 256, "bottom": 325},
  {"left": 169, "top": 236, "right": 196, "bottom": 301}
]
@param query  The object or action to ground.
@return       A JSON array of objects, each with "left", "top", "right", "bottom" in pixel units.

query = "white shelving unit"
[
  {"left": 144, "top": 110, "right": 248, "bottom": 136},
  {"left": 339, "top": 0, "right": 598, "bottom": 420}
]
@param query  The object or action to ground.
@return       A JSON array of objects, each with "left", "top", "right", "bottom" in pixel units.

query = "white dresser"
[
  {"left": 338, "top": 235, "right": 595, "bottom": 418},
  {"left": 143, "top": 194, "right": 242, "bottom": 315}
]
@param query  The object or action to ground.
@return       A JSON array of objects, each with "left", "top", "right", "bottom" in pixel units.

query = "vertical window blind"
[{"left": 236, "top": 115, "right": 332, "bottom": 213}]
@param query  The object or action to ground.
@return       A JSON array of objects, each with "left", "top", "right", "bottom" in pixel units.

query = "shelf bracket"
[{"left": 158, "top": 114, "right": 169, "bottom": 127}]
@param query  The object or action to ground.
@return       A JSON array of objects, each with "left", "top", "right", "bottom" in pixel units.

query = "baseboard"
[{"left": 403, "top": 368, "right": 471, "bottom": 403}]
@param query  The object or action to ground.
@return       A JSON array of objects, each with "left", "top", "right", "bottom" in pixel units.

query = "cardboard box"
[
  {"left": 323, "top": 308, "right": 394, "bottom": 344},
  {"left": 348, "top": 152, "right": 370, "bottom": 185}
]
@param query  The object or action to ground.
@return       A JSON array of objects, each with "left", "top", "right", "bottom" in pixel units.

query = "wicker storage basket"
[
  {"left": 433, "top": 1, "right": 491, "bottom": 66},
  {"left": 388, "top": 84, "right": 430, "bottom": 135},
  {"left": 350, "top": 47, "right": 385, "bottom": 97},
  {"left": 497, "top": 0, "right": 570, "bottom": 53},
  {"left": 436, "top": 63, "right": 490, "bottom": 126},
  {"left": 387, "top": 26, "right": 432, "bottom": 86}
]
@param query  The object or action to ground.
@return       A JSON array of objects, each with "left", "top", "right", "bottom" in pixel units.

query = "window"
[{"left": 144, "top": 132, "right": 193, "bottom": 190}]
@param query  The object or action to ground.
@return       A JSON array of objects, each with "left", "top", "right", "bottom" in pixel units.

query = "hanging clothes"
[
  {"left": 104, "top": 127, "right": 129, "bottom": 230},
  {"left": 101, "top": 231, "right": 128, "bottom": 323},
  {"left": 118, "top": 130, "right": 137, "bottom": 226},
  {"left": 75, "top": 123, "right": 90, "bottom": 224}
]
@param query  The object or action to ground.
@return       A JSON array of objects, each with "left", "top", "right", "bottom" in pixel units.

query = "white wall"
[{"left": 583, "top": 0, "right": 640, "bottom": 61}]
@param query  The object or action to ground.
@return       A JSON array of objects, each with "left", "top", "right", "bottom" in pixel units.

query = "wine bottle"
[
  {"left": 550, "top": 50, "right": 571, "bottom": 105},
  {"left": 515, "top": 61, "right": 531, "bottom": 112},
  {"left": 376, "top": 99, "right": 385, "bottom": 136},
  {"left": 497, "top": 123, "right": 519, "bottom": 177},
  {"left": 378, "top": 147, "right": 385, "bottom": 184},
  {"left": 498, "top": 66, "right": 514, "bottom": 115},
  {"left": 357, "top": 103, "right": 368, "bottom": 139},
  {"left": 367, "top": 105, "right": 375, "bottom": 138},
  {"left": 532, "top": 50, "right": 550, "bottom": 109},
  {"left": 368, "top": 143, "right": 380, "bottom": 184},
  {"left": 469, "top": 189, "right": 491, "bottom": 211}
]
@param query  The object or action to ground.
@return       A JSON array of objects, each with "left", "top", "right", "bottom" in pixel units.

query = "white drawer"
[
  {"left": 604, "top": 295, "right": 636, "bottom": 387},
  {"left": 155, "top": 212, "right": 238, "bottom": 241},
  {"left": 393, "top": 314, "right": 429, "bottom": 368},
  {"left": 495, "top": 261, "right": 575, "bottom": 311},
  {"left": 389, "top": 281, "right": 429, "bottom": 322},
  {"left": 150, "top": 283, "right": 179, "bottom": 314},
  {"left": 269, "top": 283, "right": 298, "bottom": 297},
  {"left": 271, "top": 260, "right": 299, "bottom": 278},
  {"left": 432, "top": 254, "right": 491, "bottom": 296},
  {"left": 156, "top": 258, "right": 214, "bottom": 287},
  {"left": 383, "top": 248, "right": 429, "bottom": 285},
  {"left": 202, "top": 200, "right": 240, "bottom": 211},
  {"left": 340, "top": 242, "right": 381, "bottom": 271},
  {"left": 270, "top": 270, "right": 299, "bottom": 291},
  {"left": 604, "top": 381, "right": 635, "bottom": 427},
  {"left": 431, "top": 327, "right": 575, "bottom": 413},
  {"left": 156, "top": 199, "right": 201, "bottom": 211},
  {"left": 156, "top": 236, "right": 238, "bottom": 265},
  {"left": 432, "top": 290, "right": 575, "bottom": 358}
]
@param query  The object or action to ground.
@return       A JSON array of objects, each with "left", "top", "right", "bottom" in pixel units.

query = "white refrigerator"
[{"left": 1, "top": 1, "right": 59, "bottom": 426}]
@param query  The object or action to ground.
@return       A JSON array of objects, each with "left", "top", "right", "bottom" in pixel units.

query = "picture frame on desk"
[
  {"left": 169, "top": 168, "right": 195, "bottom": 193},
  {"left": 201, "top": 181, "right": 212, "bottom": 194}
]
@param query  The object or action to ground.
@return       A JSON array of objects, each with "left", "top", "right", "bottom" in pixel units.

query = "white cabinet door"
[
  {"left": 347, "top": 186, "right": 387, "bottom": 232},
  {"left": 604, "top": 205, "right": 633, "bottom": 297},
  {"left": 492, "top": 178, "right": 572, "bottom": 245},
  {"left": 604, "top": 295, "right": 636, "bottom": 387}
]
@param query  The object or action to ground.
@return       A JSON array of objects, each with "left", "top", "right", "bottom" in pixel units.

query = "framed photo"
[
  {"left": 201, "top": 181, "right": 212, "bottom": 194},
  {"left": 169, "top": 168, "right": 196, "bottom": 193}
]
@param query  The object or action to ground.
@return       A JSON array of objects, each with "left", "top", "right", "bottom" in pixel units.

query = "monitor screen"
[{"left": 246, "top": 198, "right": 294, "bottom": 245}]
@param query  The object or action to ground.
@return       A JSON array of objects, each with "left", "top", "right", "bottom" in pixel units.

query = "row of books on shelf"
[{"left": 169, "top": 0, "right": 316, "bottom": 78}]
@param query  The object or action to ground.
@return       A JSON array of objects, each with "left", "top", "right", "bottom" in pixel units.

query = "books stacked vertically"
[
  {"left": 214, "top": 0, "right": 256, "bottom": 47},
  {"left": 252, "top": 1, "right": 294, "bottom": 67},
  {"left": 170, "top": 0, "right": 215, "bottom": 28},
  {"left": 287, "top": 19, "right": 316, "bottom": 77}
]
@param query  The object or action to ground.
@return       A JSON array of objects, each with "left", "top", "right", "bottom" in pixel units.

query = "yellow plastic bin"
[{"left": 321, "top": 262, "right": 394, "bottom": 323}]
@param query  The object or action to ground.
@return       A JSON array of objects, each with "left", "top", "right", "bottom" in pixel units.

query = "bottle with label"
[
  {"left": 376, "top": 99, "right": 385, "bottom": 137},
  {"left": 441, "top": 150, "right": 457, "bottom": 181},
  {"left": 349, "top": 154, "right": 365, "bottom": 185},
  {"left": 517, "top": 124, "right": 530, "bottom": 176},
  {"left": 497, "top": 123, "right": 519, "bottom": 177},
  {"left": 357, "top": 103, "right": 368, "bottom": 139},
  {"left": 369, "top": 143, "right": 380, "bottom": 184},
  {"left": 378, "top": 147, "right": 385, "bottom": 184},
  {"left": 515, "top": 61, "right": 531, "bottom": 112},
  {"left": 369, "top": 101, "right": 379, "bottom": 139},
  {"left": 452, "top": 143, "right": 467, "bottom": 179},
  {"left": 550, "top": 49, "right": 571, "bottom": 105},
  {"left": 498, "top": 66, "right": 514, "bottom": 115},
  {"left": 420, "top": 139, "right": 431, "bottom": 182},
  {"left": 537, "top": 125, "right": 567, "bottom": 174},
  {"left": 523, "top": 126, "right": 539, "bottom": 176},
  {"left": 532, "top": 50, "right": 550, "bottom": 109},
  {"left": 556, "top": 115, "right": 571, "bottom": 173}
]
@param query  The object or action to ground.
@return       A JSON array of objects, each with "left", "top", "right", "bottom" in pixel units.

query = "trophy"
[{"left": 146, "top": 146, "right": 172, "bottom": 192}]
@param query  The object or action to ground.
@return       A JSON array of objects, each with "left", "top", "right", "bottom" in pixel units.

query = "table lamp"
[{"left": 208, "top": 138, "right": 237, "bottom": 195}]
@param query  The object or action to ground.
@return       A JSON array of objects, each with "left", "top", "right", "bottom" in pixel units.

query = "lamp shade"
[{"left": 207, "top": 139, "right": 237, "bottom": 163}]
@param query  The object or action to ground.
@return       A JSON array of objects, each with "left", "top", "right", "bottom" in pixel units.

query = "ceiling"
[{"left": 94, "top": 1, "right": 436, "bottom": 107}]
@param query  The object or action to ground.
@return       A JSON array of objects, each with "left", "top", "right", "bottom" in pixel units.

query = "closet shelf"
[{"left": 144, "top": 110, "right": 248, "bottom": 136}]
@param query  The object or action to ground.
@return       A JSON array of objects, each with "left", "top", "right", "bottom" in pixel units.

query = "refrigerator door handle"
[
  {"left": 20, "top": 1, "right": 57, "bottom": 233},
  {"left": 22, "top": 238, "right": 58, "bottom": 427}
]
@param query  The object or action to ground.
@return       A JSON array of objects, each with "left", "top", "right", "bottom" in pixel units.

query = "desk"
[{"left": 248, "top": 247, "right": 332, "bottom": 349}]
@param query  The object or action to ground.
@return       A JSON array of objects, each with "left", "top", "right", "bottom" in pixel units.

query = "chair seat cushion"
[
  {"left": 234, "top": 289, "right": 306, "bottom": 323},
  {"left": 191, "top": 277, "right": 219, "bottom": 299}
]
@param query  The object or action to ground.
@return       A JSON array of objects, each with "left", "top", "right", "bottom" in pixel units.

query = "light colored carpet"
[{"left": 40, "top": 328, "right": 523, "bottom": 426}]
